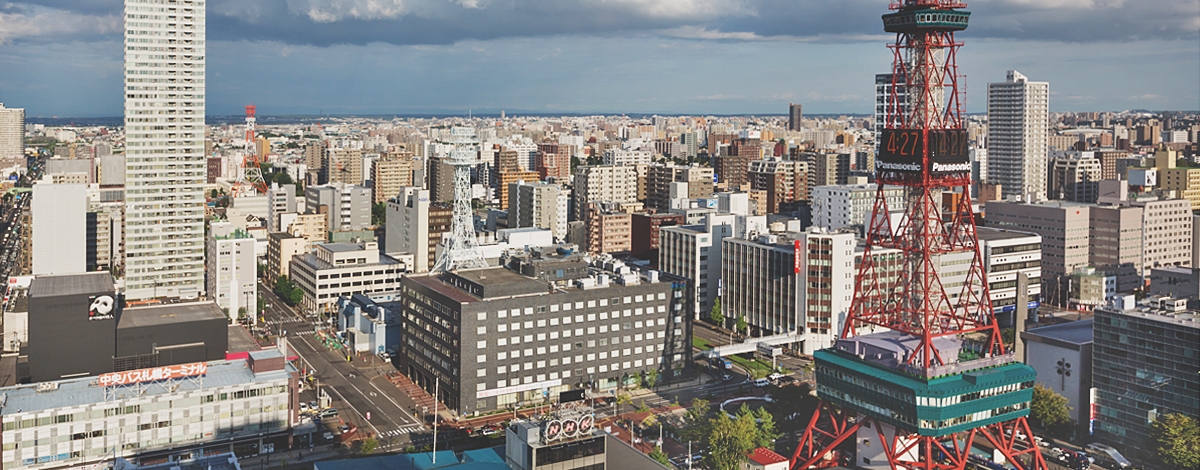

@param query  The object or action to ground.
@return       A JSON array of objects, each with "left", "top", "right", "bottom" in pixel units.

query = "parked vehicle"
[{"left": 754, "top": 378, "right": 770, "bottom": 387}]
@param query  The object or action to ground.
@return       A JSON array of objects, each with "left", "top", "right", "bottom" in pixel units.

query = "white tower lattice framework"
[{"left": 432, "top": 127, "right": 488, "bottom": 273}]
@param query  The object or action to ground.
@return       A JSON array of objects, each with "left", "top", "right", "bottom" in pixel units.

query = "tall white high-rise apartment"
[
  {"left": 987, "top": 70, "right": 1049, "bottom": 202},
  {"left": 0, "top": 103, "right": 24, "bottom": 158},
  {"left": 123, "top": 0, "right": 206, "bottom": 299}
]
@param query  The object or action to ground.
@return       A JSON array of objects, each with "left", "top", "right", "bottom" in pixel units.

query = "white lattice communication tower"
[{"left": 432, "top": 127, "right": 488, "bottom": 273}]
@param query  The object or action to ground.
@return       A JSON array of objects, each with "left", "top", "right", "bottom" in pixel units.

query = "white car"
[{"left": 768, "top": 373, "right": 785, "bottom": 381}]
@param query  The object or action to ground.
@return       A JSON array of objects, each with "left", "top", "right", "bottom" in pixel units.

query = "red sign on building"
[
  {"left": 98, "top": 362, "right": 208, "bottom": 387},
  {"left": 794, "top": 239, "right": 802, "bottom": 274}
]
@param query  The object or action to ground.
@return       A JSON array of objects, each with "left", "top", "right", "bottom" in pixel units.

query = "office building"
[
  {"left": 25, "top": 272, "right": 229, "bottom": 383},
  {"left": 266, "top": 231, "right": 306, "bottom": 281},
  {"left": 0, "top": 103, "right": 24, "bottom": 158},
  {"left": 714, "top": 138, "right": 759, "bottom": 189},
  {"left": 986, "top": 201, "right": 1092, "bottom": 305},
  {"left": 1093, "top": 297, "right": 1199, "bottom": 463},
  {"left": 289, "top": 242, "right": 406, "bottom": 316},
  {"left": 976, "top": 227, "right": 1043, "bottom": 323},
  {"left": 1095, "top": 150, "right": 1127, "bottom": 180},
  {"left": 535, "top": 141, "right": 571, "bottom": 181},
  {"left": 265, "top": 183, "right": 298, "bottom": 232},
  {"left": 874, "top": 74, "right": 908, "bottom": 162},
  {"left": 123, "top": 0, "right": 207, "bottom": 300},
  {"left": 789, "top": 103, "right": 803, "bottom": 131},
  {"left": 496, "top": 170, "right": 540, "bottom": 206},
  {"left": 748, "top": 158, "right": 809, "bottom": 213},
  {"left": 629, "top": 212, "right": 685, "bottom": 261},
  {"left": 396, "top": 257, "right": 692, "bottom": 414},
  {"left": 1020, "top": 320, "right": 1093, "bottom": 439},
  {"left": 372, "top": 155, "right": 414, "bottom": 203},
  {"left": 573, "top": 165, "right": 639, "bottom": 216},
  {"left": 1049, "top": 153, "right": 1102, "bottom": 203},
  {"left": 601, "top": 149, "right": 653, "bottom": 167},
  {"left": 31, "top": 182, "right": 87, "bottom": 275},
  {"left": 385, "top": 187, "right": 452, "bottom": 272},
  {"left": 278, "top": 212, "right": 327, "bottom": 249},
  {"left": 583, "top": 202, "right": 632, "bottom": 255},
  {"left": 659, "top": 215, "right": 737, "bottom": 321},
  {"left": 1135, "top": 197, "right": 1193, "bottom": 275},
  {"left": 1159, "top": 165, "right": 1200, "bottom": 212},
  {"left": 721, "top": 235, "right": 802, "bottom": 342},
  {"left": 508, "top": 181, "right": 569, "bottom": 242},
  {"left": 87, "top": 193, "right": 125, "bottom": 273},
  {"left": 206, "top": 221, "right": 257, "bottom": 324},
  {"left": 305, "top": 183, "right": 371, "bottom": 232},
  {"left": 807, "top": 152, "right": 851, "bottom": 187},
  {"left": 304, "top": 141, "right": 326, "bottom": 184},
  {"left": 646, "top": 165, "right": 713, "bottom": 211},
  {"left": 987, "top": 70, "right": 1049, "bottom": 202},
  {"left": 811, "top": 184, "right": 904, "bottom": 233},
  {"left": 1148, "top": 266, "right": 1199, "bottom": 300},
  {"left": 427, "top": 155, "right": 457, "bottom": 203},
  {"left": 795, "top": 228, "right": 857, "bottom": 352},
  {"left": 324, "top": 148, "right": 363, "bottom": 185},
  {"left": 0, "top": 353, "right": 295, "bottom": 470}
]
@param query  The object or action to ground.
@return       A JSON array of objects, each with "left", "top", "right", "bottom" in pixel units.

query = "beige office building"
[
  {"left": 372, "top": 156, "right": 414, "bottom": 203},
  {"left": 573, "top": 165, "right": 639, "bottom": 216}
]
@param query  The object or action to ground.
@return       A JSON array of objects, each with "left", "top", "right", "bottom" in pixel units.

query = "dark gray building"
[
  {"left": 397, "top": 258, "right": 692, "bottom": 414},
  {"left": 1093, "top": 298, "right": 1199, "bottom": 463},
  {"left": 27, "top": 273, "right": 119, "bottom": 382},
  {"left": 1021, "top": 320, "right": 1092, "bottom": 440}
]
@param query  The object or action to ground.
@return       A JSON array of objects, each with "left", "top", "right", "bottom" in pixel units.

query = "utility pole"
[{"left": 432, "top": 377, "right": 439, "bottom": 464}]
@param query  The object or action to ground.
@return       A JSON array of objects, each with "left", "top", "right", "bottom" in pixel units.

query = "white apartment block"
[
  {"left": 0, "top": 103, "right": 25, "bottom": 158},
  {"left": 31, "top": 182, "right": 86, "bottom": 276},
  {"left": 123, "top": 0, "right": 207, "bottom": 300},
  {"left": 206, "top": 221, "right": 257, "bottom": 324},
  {"left": 602, "top": 149, "right": 653, "bottom": 166},
  {"left": 987, "top": 70, "right": 1049, "bottom": 202},
  {"left": 509, "top": 181, "right": 569, "bottom": 242},
  {"left": 796, "top": 228, "right": 856, "bottom": 353},
  {"left": 265, "top": 183, "right": 298, "bottom": 232},
  {"left": 573, "top": 165, "right": 638, "bottom": 216},
  {"left": 811, "top": 184, "right": 905, "bottom": 233},
  {"left": 0, "top": 355, "right": 294, "bottom": 470}
]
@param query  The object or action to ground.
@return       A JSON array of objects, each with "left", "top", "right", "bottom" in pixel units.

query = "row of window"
[{"left": 3, "top": 386, "right": 286, "bottom": 431}]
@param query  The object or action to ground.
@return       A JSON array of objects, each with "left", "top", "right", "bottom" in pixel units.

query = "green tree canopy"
[
  {"left": 680, "top": 398, "right": 712, "bottom": 443},
  {"left": 735, "top": 316, "right": 748, "bottom": 335},
  {"left": 704, "top": 411, "right": 757, "bottom": 470},
  {"left": 649, "top": 448, "right": 671, "bottom": 467},
  {"left": 360, "top": 436, "right": 379, "bottom": 454},
  {"left": 1030, "top": 384, "right": 1072, "bottom": 429},
  {"left": 1148, "top": 413, "right": 1200, "bottom": 469},
  {"left": 710, "top": 298, "right": 725, "bottom": 327}
]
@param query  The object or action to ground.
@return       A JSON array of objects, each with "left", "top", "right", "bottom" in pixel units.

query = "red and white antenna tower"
[
  {"left": 788, "top": 1, "right": 1050, "bottom": 469},
  {"left": 232, "top": 104, "right": 267, "bottom": 196}
]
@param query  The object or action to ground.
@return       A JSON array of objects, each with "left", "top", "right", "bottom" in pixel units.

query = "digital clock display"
[{"left": 878, "top": 128, "right": 970, "bottom": 173}]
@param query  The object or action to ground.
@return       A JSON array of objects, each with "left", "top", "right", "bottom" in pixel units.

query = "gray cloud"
[{"left": 2, "top": 0, "right": 1195, "bottom": 47}]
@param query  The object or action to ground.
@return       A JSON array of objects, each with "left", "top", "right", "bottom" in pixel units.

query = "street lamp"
[{"left": 1055, "top": 358, "right": 1071, "bottom": 391}]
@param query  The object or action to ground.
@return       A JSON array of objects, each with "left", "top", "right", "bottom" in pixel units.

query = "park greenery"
[{"left": 679, "top": 398, "right": 783, "bottom": 470}]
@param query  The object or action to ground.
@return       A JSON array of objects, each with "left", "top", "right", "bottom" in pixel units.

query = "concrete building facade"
[
  {"left": 31, "top": 182, "right": 86, "bottom": 276},
  {"left": 987, "top": 70, "right": 1049, "bottom": 202},
  {"left": 206, "top": 221, "right": 257, "bottom": 324}
]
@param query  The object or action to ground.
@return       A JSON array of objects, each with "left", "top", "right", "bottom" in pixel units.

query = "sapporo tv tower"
[{"left": 789, "top": 1, "right": 1049, "bottom": 469}]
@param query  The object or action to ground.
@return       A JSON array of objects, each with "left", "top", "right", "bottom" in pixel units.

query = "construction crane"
[{"left": 232, "top": 104, "right": 268, "bottom": 196}]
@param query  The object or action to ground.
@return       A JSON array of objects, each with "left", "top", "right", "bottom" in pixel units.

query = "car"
[
  {"left": 323, "top": 432, "right": 334, "bottom": 441},
  {"left": 319, "top": 408, "right": 339, "bottom": 418},
  {"left": 299, "top": 403, "right": 310, "bottom": 413},
  {"left": 768, "top": 373, "right": 785, "bottom": 381},
  {"left": 338, "top": 424, "right": 351, "bottom": 434},
  {"left": 753, "top": 378, "right": 770, "bottom": 387},
  {"left": 481, "top": 428, "right": 498, "bottom": 436},
  {"left": 721, "top": 374, "right": 732, "bottom": 382},
  {"left": 309, "top": 400, "right": 319, "bottom": 410}
]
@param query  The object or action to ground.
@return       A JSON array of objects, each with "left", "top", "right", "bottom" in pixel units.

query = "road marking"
[
  {"left": 295, "top": 334, "right": 381, "bottom": 435},
  {"left": 369, "top": 380, "right": 419, "bottom": 424}
]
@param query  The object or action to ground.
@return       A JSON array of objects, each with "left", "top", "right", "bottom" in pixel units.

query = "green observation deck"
[
  {"left": 882, "top": 8, "right": 970, "bottom": 34},
  {"left": 814, "top": 331, "right": 1034, "bottom": 437}
]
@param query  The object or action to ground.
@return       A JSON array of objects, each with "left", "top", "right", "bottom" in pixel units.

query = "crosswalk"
[
  {"left": 379, "top": 425, "right": 426, "bottom": 437},
  {"left": 266, "top": 317, "right": 308, "bottom": 326},
  {"left": 290, "top": 329, "right": 317, "bottom": 336}
]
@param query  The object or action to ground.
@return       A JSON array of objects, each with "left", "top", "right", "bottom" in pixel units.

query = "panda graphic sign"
[{"left": 89, "top": 294, "right": 116, "bottom": 321}]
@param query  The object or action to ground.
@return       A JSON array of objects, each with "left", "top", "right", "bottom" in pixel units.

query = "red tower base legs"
[{"left": 790, "top": 401, "right": 1050, "bottom": 470}]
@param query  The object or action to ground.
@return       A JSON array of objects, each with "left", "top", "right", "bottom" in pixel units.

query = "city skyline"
[{"left": 0, "top": 0, "right": 1197, "bottom": 117}]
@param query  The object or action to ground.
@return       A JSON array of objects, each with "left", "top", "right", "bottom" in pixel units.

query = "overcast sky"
[{"left": 1, "top": 0, "right": 1196, "bottom": 117}]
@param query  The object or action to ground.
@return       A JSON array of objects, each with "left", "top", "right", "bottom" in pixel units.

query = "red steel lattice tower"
[
  {"left": 788, "top": 1, "right": 1049, "bottom": 469},
  {"left": 233, "top": 104, "right": 267, "bottom": 196}
]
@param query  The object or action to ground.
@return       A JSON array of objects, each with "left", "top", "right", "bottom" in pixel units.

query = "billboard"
[
  {"left": 876, "top": 128, "right": 969, "bottom": 174},
  {"left": 88, "top": 294, "right": 116, "bottom": 321},
  {"left": 97, "top": 362, "right": 209, "bottom": 387},
  {"left": 794, "top": 240, "right": 802, "bottom": 274}
]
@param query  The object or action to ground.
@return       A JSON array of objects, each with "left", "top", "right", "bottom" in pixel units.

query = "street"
[{"left": 258, "top": 283, "right": 428, "bottom": 449}]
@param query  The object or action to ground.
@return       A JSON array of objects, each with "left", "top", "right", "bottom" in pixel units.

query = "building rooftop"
[
  {"left": 117, "top": 301, "right": 226, "bottom": 329},
  {"left": 454, "top": 266, "right": 538, "bottom": 287},
  {"left": 313, "top": 448, "right": 506, "bottom": 470},
  {"left": 976, "top": 226, "right": 1041, "bottom": 242},
  {"left": 28, "top": 272, "right": 114, "bottom": 298},
  {"left": 293, "top": 252, "right": 402, "bottom": 270},
  {"left": 747, "top": 447, "right": 789, "bottom": 466},
  {"left": 323, "top": 243, "right": 368, "bottom": 253},
  {"left": 1023, "top": 319, "right": 1093, "bottom": 346},
  {"left": 0, "top": 358, "right": 294, "bottom": 416}
]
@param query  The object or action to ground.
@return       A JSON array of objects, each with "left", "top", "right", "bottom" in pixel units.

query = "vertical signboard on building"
[{"left": 794, "top": 240, "right": 802, "bottom": 274}]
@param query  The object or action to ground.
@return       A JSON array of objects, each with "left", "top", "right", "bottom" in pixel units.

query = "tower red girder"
[
  {"left": 233, "top": 104, "right": 268, "bottom": 196},
  {"left": 789, "top": 1, "right": 1048, "bottom": 469}
]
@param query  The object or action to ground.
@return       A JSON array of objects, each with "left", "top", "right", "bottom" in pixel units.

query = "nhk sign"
[{"left": 98, "top": 362, "right": 208, "bottom": 387}]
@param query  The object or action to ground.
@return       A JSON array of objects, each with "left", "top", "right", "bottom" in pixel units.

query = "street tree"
[
  {"left": 1148, "top": 413, "right": 1200, "bottom": 469},
  {"left": 1030, "top": 384, "right": 1072, "bottom": 430},
  {"left": 735, "top": 316, "right": 748, "bottom": 337},
  {"left": 751, "top": 407, "right": 782, "bottom": 449},
  {"left": 710, "top": 298, "right": 724, "bottom": 328},
  {"left": 360, "top": 437, "right": 379, "bottom": 454},
  {"left": 649, "top": 448, "right": 671, "bottom": 467},
  {"left": 680, "top": 398, "right": 712, "bottom": 443}
]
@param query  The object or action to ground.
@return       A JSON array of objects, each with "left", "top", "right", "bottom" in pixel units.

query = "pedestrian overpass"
[{"left": 697, "top": 331, "right": 804, "bottom": 359}]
